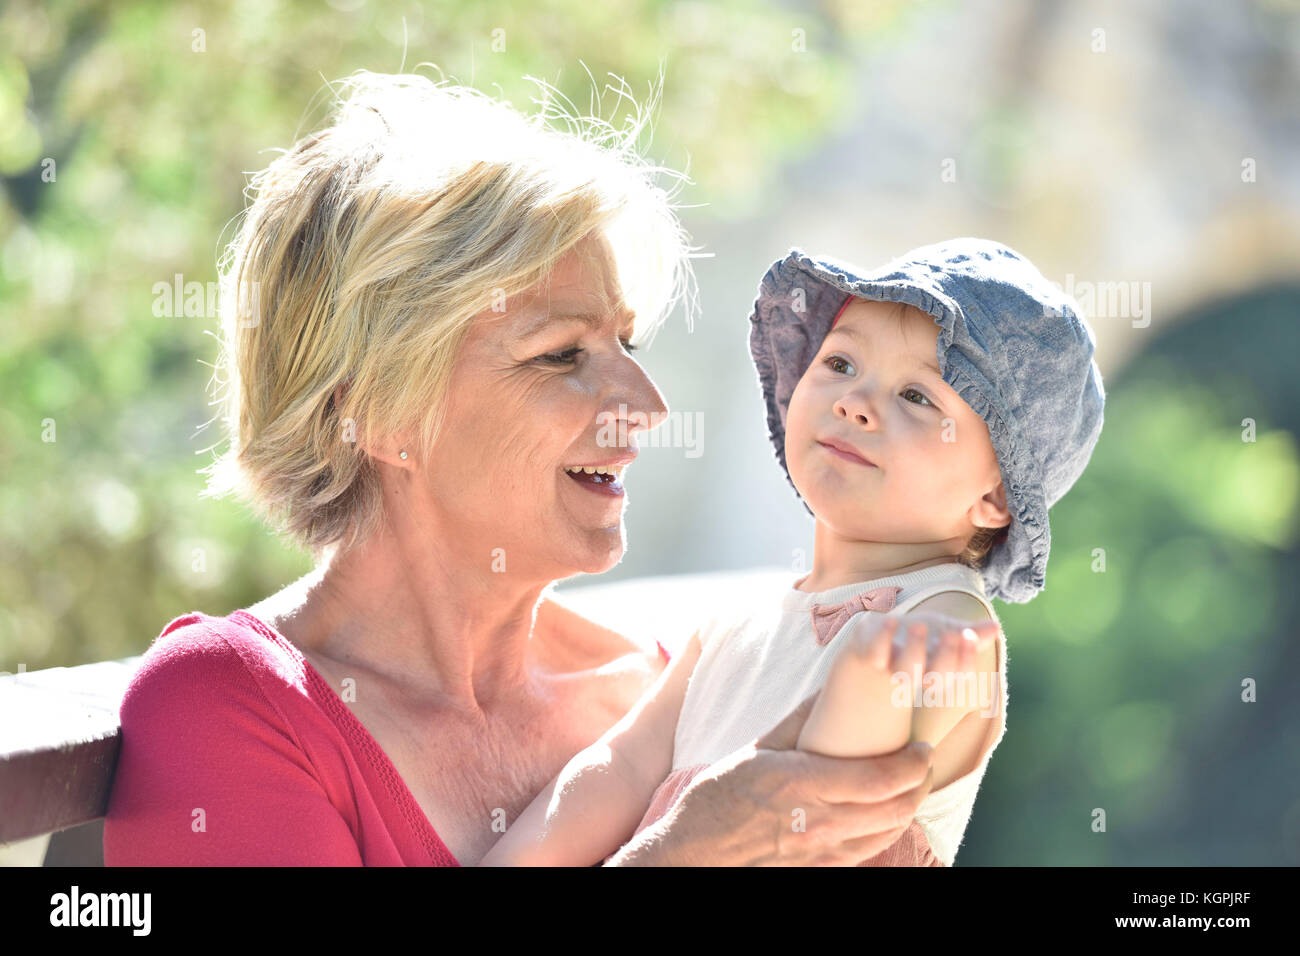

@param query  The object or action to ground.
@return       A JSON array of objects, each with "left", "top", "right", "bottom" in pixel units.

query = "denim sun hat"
[{"left": 748, "top": 238, "right": 1105, "bottom": 604}]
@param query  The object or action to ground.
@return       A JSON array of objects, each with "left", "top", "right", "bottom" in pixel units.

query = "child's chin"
[{"left": 806, "top": 496, "right": 870, "bottom": 529}]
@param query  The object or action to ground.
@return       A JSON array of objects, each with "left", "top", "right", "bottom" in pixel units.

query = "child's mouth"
[{"left": 818, "top": 441, "right": 876, "bottom": 467}]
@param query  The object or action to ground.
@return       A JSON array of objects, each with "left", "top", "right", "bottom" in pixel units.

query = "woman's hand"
[{"left": 605, "top": 690, "right": 936, "bottom": 866}]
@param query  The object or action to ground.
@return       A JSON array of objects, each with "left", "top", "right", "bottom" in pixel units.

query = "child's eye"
[{"left": 824, "top": 356, "right": 933, "bottom": 408}]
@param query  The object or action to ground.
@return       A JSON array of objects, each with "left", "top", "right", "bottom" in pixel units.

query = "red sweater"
[{"left": 104, "top": 609, "right": 460, "bottom": 865}]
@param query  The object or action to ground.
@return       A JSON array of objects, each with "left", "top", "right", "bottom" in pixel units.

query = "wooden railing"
[{"left": 0, "top": 657, "right": 143, "bottom": 864}]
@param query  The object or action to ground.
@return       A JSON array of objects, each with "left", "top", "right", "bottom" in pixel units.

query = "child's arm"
[
  {"left": 796, "top": 605, "right": 999, "bottom": 764},
  {"left": 477, "top": 630, "right": 704, "bottom": 866}
]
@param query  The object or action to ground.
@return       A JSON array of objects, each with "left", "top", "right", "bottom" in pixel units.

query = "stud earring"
[{"left": 399, "top": 451, "right": 408, "bottom": 460}]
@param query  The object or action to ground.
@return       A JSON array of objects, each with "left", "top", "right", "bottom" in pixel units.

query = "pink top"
[{"left": 103, "top": 610, "right": 459, "bottom": 865}]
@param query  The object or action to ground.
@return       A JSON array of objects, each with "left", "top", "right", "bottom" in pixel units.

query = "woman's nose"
[{"left": 605, "top": 356, "right": 669, "bottom": 433}]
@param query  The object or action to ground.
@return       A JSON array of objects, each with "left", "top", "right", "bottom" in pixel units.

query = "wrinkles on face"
[{"left": 416, "top": 233, "right": 667, "bottom": 582}]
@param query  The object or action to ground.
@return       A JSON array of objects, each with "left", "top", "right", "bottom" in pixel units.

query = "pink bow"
[{"left": 809, "top": 585, "right": 903, "bottom": 646}]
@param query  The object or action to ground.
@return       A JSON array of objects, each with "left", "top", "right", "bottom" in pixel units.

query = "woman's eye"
[
  {"left": 537, "top": 339, "right": 637, "bottom": 365},
  {"left": 902, "top": 387, "right": 934, "bottom": 407},
  {"left": 537, "top": 347, "right": 584, "bottom": 364}
]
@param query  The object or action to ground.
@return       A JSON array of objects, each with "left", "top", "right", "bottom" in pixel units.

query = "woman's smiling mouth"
[{"left": 562, "top": 459, "right": 630, "bottom": 497}]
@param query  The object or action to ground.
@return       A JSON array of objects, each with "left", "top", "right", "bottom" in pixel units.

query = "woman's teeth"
[
  {"left": 563, "top": 464, "right": 626, "bottom": 489},
  {"left": 564, "top": 465, "right": 624, "bottom": 478}
]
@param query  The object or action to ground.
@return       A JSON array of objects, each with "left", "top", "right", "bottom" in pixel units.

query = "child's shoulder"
[
  {"left": 895, "top": 563, "right": 998, "bottom": 621},
  {"left": 908, "top": 590, "right": 996, "bottom": 622}
]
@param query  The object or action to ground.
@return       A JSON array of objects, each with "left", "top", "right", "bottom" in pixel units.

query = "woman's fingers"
[
  {"left": 839, "top": 825, "right": 919, "bottom": 866},
  {"left": 798, "top": 758, "right": 936, "bottom": 864},
  {"left": 666, "top": 733, "right": 934, "bottom": 865},
  {"left": 803, "top": 739, "right": 934, "bottom": 804},
  {"left": 835, "top": 772, "right": 934, "bottom": 839}
]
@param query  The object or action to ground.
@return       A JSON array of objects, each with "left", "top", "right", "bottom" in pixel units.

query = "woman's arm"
[
  {"left": 602, "top": 688, "right": 938, "bottom": 866},
  {"left": 478, "top": 631, "right": 703, "bottom": 866}
]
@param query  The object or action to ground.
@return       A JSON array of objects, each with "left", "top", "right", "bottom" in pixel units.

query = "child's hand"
[
  {"left": 869, "top": 614, "right": 999, "bottom": 746},
  {"left": 797, "top": 613, "right": 999, "bottom": 759}
]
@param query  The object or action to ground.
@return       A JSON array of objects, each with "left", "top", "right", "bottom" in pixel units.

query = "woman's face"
[
  {"left": 783, "top": 298, "right": 1008, "bottom": 545},
  {"left": 418, "top": 232, "right": 668, "bottom": 582}
]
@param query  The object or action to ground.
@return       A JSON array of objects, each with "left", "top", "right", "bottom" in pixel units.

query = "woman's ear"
[
  {"left": 362, "top": 427, "right": 415, "bottom": 469},
  {"left": 972, "top": 481, "right": 1012, "bottom": 530},
  {"left": 331, "top": 379, "right": 413, "bottom": 469}
]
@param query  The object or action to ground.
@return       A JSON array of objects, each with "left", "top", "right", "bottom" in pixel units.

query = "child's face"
[{"left": 784, "top": 298, "right": 1010, "bottom": 545}]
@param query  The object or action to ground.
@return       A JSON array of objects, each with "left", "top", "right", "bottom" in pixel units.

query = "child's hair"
[{"left": 958, "top": 524, "right": 1010, "bottom": 571}]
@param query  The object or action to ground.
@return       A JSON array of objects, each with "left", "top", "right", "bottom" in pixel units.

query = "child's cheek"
[{"left": 785, "top": 376, "right": 814, "bottom": 441}]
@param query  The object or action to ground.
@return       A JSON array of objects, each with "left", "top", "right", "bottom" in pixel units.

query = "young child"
[{"left": 479, "top": 237, "right": 1106, "bottom": 866}]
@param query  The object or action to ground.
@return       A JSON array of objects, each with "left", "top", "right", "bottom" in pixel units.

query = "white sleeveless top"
[{"left": 672, "top": 562, "right": 1008, "bottom": 866}]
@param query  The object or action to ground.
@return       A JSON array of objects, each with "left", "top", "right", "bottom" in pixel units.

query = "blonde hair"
[{"left": 200, "top": 69, "right": 699, "bottom": 558}]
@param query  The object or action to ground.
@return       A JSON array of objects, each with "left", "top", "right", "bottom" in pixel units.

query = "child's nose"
[{"left": 834, "top": 384, "right": 880, "bottom": 428}]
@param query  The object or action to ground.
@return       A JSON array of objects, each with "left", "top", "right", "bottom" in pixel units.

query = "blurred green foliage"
[{"left": 969, "top": 285, "right": 1300, "bottom": 865}]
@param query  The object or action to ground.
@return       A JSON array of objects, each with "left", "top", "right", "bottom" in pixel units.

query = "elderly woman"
[{"left": 103, "top": 71, "right": 941, "bottom": 866}]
